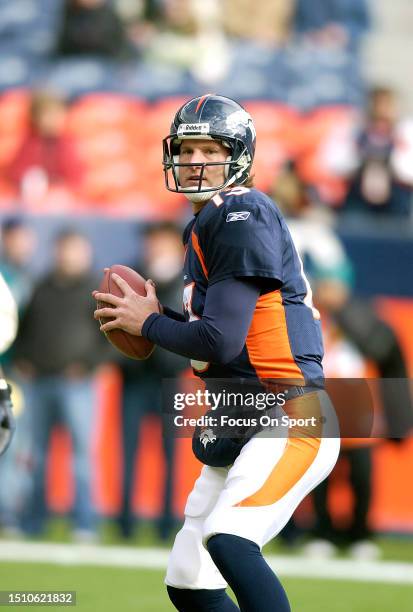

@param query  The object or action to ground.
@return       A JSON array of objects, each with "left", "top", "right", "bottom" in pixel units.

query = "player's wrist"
[{"left": 141, "top": 312, "right": 161, "bottom": 338}]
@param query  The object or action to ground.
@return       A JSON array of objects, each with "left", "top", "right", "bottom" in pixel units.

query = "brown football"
[{"left": 97, "top": 264, "right": 155, "bottom": 360}]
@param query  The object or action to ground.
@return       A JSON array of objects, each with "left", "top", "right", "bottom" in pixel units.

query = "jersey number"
[
  {"left": 183, "top": 283, "right": 209, "bottom": 372},
  {"left": 212, "top": 186, "right": 250, "bottom": 207}
]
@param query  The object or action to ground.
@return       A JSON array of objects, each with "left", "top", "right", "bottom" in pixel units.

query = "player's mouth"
[{"left": 187, "top": 176, "right": 206, "bottom": 184}]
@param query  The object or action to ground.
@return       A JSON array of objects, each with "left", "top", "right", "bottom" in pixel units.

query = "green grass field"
[
  {"left": 1, "top": 526, "right": 412, "bottom": 611},
  {"left": 1, "top": 562, "right": 413, "bottom": 612}
]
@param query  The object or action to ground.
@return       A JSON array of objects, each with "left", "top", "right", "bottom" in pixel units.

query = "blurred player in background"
[
  {"left": 0, "top": 217, "right": 37, "bottom": 319},
  {"left": 0, "top": 271, "right": 18, "bottom": 458},
  {"left": 0, "top": 218, "right": 36, "bottom": 534},
  {"left": 94, "top": 94, "right": 340, "bottom": 611}
]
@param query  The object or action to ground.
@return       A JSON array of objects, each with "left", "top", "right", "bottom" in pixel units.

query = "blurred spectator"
[
  {"left": 293, "top": 0, "right": 370, "bottom": 51},
  {"left": 55, "top": 0, "right": 132, "bottom": 59},
  {"left": 157, "top": 0, "right": 199, "bottom": 36},
  {"left": 304, "top": 264, "right": 413, "bottom": 559},
  {"left": 330, "top": 87, "right": 413, "bottom": 216},
  {"left": 146, "top": 0, "right": 230, "bottom": 84},
  {"left": 114, "top": 0, "right": 163, "bottom": 54},
  {"left": 13, "top": 229, "right": 109, "bottom": 540},
  {"left": 7, "top": 91, "right": 83, "bottom": 209},
  {"left": 270, "top": 161, "right": 348, "bottom": 274},
  {"left": 223, "top": 0, "right": 293, "bottom": 46},
  {"left": 116, "top": 222, "right": 187, "bottom": 540}
]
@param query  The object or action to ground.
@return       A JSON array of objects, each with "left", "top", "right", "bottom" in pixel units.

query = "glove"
[{"left": 0, "top": 379, "right": 15, "bottom": 457}]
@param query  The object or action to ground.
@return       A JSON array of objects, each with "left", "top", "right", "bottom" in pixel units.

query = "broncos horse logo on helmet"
[{"left": 163, "top": 94, "right": 256, "bottom": 196}]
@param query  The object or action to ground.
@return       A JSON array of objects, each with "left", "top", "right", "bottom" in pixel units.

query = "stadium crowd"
[{"left": 1, "top": 0, "right": 411, "bottom": 219}]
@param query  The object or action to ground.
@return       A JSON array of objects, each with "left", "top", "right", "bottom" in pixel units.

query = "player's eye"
[{"left": 205, "top": 148, "right": 219, "bottom": 155}]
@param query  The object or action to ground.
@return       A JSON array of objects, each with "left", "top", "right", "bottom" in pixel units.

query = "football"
[{"left": 97, "top": 264, "right": 155, "bottom": 360}]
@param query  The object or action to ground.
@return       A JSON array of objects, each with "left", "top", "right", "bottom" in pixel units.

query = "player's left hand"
[
  {"left": 93, "top": 274, "right": 160, "bottom": 336},
  {"left": 0, "top": 379, "right": 15, "bottom": 457}
]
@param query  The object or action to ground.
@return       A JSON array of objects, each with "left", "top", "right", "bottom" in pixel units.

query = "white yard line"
[{"left": 0, "top": 541, "right": 412, "bottom": 585}]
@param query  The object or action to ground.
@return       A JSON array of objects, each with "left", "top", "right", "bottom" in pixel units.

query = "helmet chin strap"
[{"left": 182, "top": 189, "right": 221, "bottom": 204}]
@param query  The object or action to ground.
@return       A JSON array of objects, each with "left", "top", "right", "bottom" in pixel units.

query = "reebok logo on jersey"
[{"left": 226, "top": 211, "right": 251, "bottom": 222}]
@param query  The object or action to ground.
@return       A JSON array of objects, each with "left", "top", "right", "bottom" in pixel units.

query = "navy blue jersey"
[{"left": 182, "top": 186, "right": 324, "bottom": 382}]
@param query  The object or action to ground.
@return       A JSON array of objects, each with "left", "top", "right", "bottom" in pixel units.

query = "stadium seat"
[
  {"left": 0, "top": 55, "right": 32, "bottom": 90},
  {"left": 66, "top": 93, "right": 145, "bottom": 137},
  {"left": 136, "top": 97, "right": 189, "bottom": 212},
  {"left": 43, "top": 59, "right": 119, "bottom": 97},
  {"left": 66, "top": 94, "right": 148, "bottom": 204},
  {"left": 0, "top": 0, "right": 61, "bottom": 56},
  {"left": 243, "top": 102, "right": 302, "bottom": 191},
  {"left": 142, "top": 97, "right": 189, "bottom": 141}
]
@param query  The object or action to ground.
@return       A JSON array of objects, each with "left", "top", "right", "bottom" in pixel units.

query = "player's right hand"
[{"left": 0, "top": 379, "right": 15, "bottom": 457}]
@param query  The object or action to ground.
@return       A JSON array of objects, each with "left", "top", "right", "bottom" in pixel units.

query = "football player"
[{"left": 94, "top": 94, "right": 340, "bottom": 611}]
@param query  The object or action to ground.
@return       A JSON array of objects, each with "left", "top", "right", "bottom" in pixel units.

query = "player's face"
[{"left": 178, "top": 139, "right": 228, "bottom": 190}]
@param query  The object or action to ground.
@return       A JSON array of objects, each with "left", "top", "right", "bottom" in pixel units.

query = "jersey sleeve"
[{"left": 200, "top": 194, "right": 283, "bottom": 286}]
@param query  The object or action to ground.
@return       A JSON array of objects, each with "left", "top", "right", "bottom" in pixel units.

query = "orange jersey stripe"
[
  {"left": 235, "top": 436, "right": 321, "bottom": 507},
  {"left": 191, "top": 231, "right": 209, "bottom": 279},
  {"left": 245, "top": 290, "right": 304, "bottom": 380},
  {"left": 235, "top": 393, "right": 323, "bottom": 507}
]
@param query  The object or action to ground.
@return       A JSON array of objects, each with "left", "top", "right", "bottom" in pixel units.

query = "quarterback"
[{"left": 94, "top": 95, "right": 340, "bottom": 611}]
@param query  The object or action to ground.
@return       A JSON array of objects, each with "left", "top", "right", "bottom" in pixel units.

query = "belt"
[
  {"left": 264, "top": 383, "right": 323, "bottom": 404},
  {"left": 285, "top": 385, "right": 321, "bottom": 402}
]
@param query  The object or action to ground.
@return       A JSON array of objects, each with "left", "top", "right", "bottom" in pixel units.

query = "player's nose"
[{"left": 189, "top": 150, "right": 207, "bottom": 165}]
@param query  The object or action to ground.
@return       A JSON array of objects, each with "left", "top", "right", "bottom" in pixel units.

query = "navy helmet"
[{"left": 163, "top": 94, "right": 256, "bottom": 195}]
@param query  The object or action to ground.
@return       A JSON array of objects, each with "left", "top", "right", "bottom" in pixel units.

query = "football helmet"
[
  {"left": 163, "top": 94, "right": 256, "bottom": 198},
  {"left": 0, "top": 378, "right": 15, "bottom": 457}
]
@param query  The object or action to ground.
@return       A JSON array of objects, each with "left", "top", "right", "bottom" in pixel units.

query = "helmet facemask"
[{"left": 163, "top": 134, "right": 251, "bottom": 201}]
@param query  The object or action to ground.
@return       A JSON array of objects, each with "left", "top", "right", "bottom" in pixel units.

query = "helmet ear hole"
[{"left": 173, "top": 155, "right": 180, "bottom": 184}]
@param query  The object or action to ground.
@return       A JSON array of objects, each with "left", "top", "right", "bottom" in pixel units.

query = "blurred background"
[{"left": 0, "top": 1, "right": 412, "bottom": 610}]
